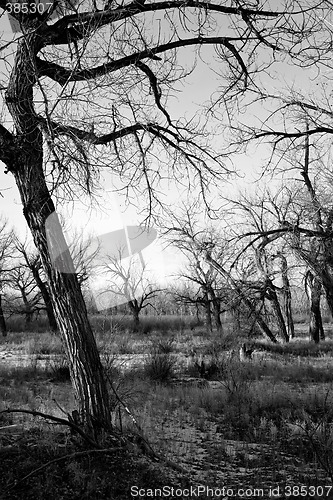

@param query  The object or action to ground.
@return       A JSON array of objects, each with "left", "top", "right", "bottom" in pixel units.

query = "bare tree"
[
  {"left": 0, "top": 1, "right": 316, "bottom": 430},
  {"left": 101, "top": 249, "right": 161, "bottom": 331},
  {"left": 171, "top": 282, "right": 203, "bottom": 323},
  {"left": 165, "top": 203, "right": 278, "bottom": 340},
  {"left": 228, "top": 194, "right": 293, "bottom": 342},
  {"left": 237, "top": 134, "right": 333, "bottom": 342},
  {"left": 6, "top": 265, "right": 44, "bottom": 324},
  {"left": 173, "top": 236, "right": 229, "bottom": 332},
  {"left": 0, "top": 219, "right": 15, "bottom": 336},
  {"left": 275, "top": 251, "right": 295, "bottom": 340},
  {"left": 14, "top": 237, "right": 58, "bottom": 331}
]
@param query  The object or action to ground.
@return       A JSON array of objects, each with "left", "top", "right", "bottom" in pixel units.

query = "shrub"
[
  {"left": 144, "top": 344, "right": 176, "bottom": 382},
  {"left": 48, "top": 356, "right": 71, "bottom": 382}
]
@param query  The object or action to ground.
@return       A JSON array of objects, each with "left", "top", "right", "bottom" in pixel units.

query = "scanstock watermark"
[
  {"left": 5, "top": 0, "right": 79, "bottom": 33},
  {"left": 130, "top": 485, "right": 333, "bottom": 497},
  {"left": 45, "top": 210, "right": 161, "bottom": 312},
  {"left": 130, "top": 485, "right": 267, "bottom": 497}
]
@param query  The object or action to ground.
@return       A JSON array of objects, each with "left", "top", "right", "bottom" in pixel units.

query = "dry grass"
[{"left": 1, "top": 316, "right": 333, "bottom": 497}]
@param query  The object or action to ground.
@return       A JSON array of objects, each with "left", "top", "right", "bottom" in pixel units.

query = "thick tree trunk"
[
  {"left": 132, "top": 308, "right": 140, "bottom": 332},
  {"left": 266, "top": 281, "right": 289, "bottom": 343},
  {"left": 0, "top": 295, "right": 7, "bottom": 337},
  {"left": 203, "top": 290, "right": 212, "bottom": 332},
  {"left": 209, "top": 290, "right": 223, "bottom": 332},
  {"left": 306, "top": 272, "right": 324, "bottom": 343},
  {"left": 128, "top": 300, "right": 140, "bottom": 332},
  {"left": 23, "top": 201, "right": 112, "bottom": 431},
  {"left": 213, "top": 306, "right": 222, "bottom": 332},
  {"left": 323, "top": 278, "right": 333, "bottom": 321},
  {"left": 6, "top": 32, "right": 112, "bottom": 433}
]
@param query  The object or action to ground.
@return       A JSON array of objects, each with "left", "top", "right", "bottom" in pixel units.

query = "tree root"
[{"left": 0, "top": 408, "right": 101, "bottom": 448}]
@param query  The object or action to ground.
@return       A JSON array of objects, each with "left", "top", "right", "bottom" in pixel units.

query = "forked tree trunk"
[{"left": 6, "top": 32, "right": 112, "bottom": 433}]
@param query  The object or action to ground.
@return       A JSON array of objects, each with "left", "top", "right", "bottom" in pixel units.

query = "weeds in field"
[
  {"left": 1, "top": 313, "right": 333, "bottom": 495},
  {"left": 143, "top": 341, "right": 176, "bottom": 382},
  {"left": 48, "top": 356, "right": 71, "bottom": 382}
]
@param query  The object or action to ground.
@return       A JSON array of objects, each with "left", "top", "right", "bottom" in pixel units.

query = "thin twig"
[{"left": 0, "top": 408, "right": 99, "bottom": 448}]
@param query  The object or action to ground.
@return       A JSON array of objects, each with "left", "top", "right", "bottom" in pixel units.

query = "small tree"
[
  {"left": 14, "top": 237, "right": 58, "bottom": 331},
  {"left": 0, "top": 219, "right": 15, "bottom": 336},
  {"left": 7, "top": 265, "right": 44, "bottom": 325},
  {"left": 101, "top": 250, "right": 162, "bottom": 331}
]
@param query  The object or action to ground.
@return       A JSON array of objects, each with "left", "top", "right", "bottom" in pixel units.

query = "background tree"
[
  {"left": 6, "top": 264, "right": 44, "bottom": 325},
  {"left": 172, "top": 235, "right": 231, "bottom": 332},
  {"left": 228, "top": 9, "right": 333, "bottom": 339},
  {"left": 165, "top": 203, "right": 278, "bottom": 340},
  {"left": 14, "top": 237, "right": 58, "bottom": 331},
  {"left": 228, "top": 194, "right": 295, "bottom": 342},
  {"left": 101, "top": 249, "right": 162, "bottom": 331},
  {"left": 235, "top": 138, "right": 333, "bottom": 342},
  {"left": 0, "top": 219, "right": 14, "bottom": 336}
]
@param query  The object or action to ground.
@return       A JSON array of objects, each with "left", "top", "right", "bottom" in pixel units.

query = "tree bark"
[
  {"left": 306, "top": 271, "right": 324, "bottom": 343},
  {"left": 213, "top": 305, "right": 222, "bottom": 332},
  {"left": 208, "top": 287, "right": 223, "bottom": 332},
  {"left": 5, "top": 31, "right": 112, "bottom": 433},
  {"left": 266, "top": 281, "right": 289, "bottom": 343},
  {"left": 0, "top": 295, "right": 7, "bottom": 337},
  {"left": 203, "top": 289, "right": 212, "bottom": 332},
  {"left": 128, "top": 299, "right": 141, "bottom": 332},
  {"left": 278, "top": 253, "right": 294, "bottom": 338}
]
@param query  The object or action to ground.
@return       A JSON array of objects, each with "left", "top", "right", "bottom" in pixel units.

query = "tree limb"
[{"left": 36, "top": 36, "right": 249, "bottom": 85}]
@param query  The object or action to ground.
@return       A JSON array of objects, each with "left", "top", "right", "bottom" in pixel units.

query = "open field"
[{"left": 1, "top": 315, "right": 333, "bottom": 499}]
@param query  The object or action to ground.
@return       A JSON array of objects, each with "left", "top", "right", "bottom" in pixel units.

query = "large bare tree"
[
  {"left": 0, "top": 1, "right": 315, "bottom": 431},
  {"left": 164, "top": 203, "right": 278, "bottom": 340}
]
